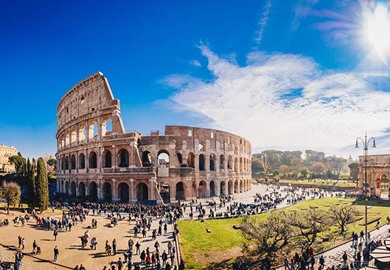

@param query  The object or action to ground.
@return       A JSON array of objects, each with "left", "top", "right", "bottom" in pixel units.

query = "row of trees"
[
  {"left": 252, "top": 150, "right": 359, "bottom": 180},
  {"left": 6, "top": 153, "right": 51, "bottom": 211},
  {"left": 240, "top": 204, "right": 359, "bottom": 265}
]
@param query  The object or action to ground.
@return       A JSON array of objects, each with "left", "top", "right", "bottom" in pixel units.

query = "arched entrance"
[
  {"left": 234, "top": 180, "right": 238, "bottom": 193},
  {"left": 240, "top": 180, "right": 243, "bottom": 193},
  {"left": 380, "top": 174, "right": 389, "bottom": 199},
  {"left": 137, "top": 183, "right": 148, "bottom": 202},
  {"left": 103, "top": 182, "right": 112, "bottom": 202},
  {"left": 198, "top": 180, "right": 206, "bottom": 198},
  {"left": 210, "top": 181, "right": 215, "bottom": 197},
  {"left": 65, "top": 181, "right": 69, "bottom": 195},
  {"left": 176, "top": 182, "right": 185, "bottom": 200},
  {"left": 79, "top": 182, "right": 86, "bottom": 198},
  {"left": 89, "top": 182, "right": 98, "bottom": 202},
  {"left": 159, "top": 183, "right": 170, "bottom": 203},
  {"left": 118, "top": 183, "right": 129, "bottom": 202},
  {"left": 220, "top": 181, "right": 226, "bottom": 196},
  {"left": 70, "top": 181, "right": 76, "bottom": 196},
  {"left": 228, "top": 181, "right": 233, "bottom": 194}
]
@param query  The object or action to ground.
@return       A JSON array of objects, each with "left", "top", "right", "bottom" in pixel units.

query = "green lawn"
[{"left": 177, "top": 197, "right": 390, "bottom": 269}]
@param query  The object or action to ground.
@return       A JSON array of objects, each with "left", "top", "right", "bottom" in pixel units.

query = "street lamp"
[{"left": 355, "top": 133, "right": 376, "bottom": 244}]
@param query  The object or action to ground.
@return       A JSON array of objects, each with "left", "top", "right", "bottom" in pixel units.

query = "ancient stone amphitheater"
[{"left": 56, "top": 72, "right": 252, "bottom": 203}]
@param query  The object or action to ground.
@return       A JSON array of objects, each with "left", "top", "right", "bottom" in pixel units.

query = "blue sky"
[{"left": 1, "top": 0, "right": 390, "bottom": 158}]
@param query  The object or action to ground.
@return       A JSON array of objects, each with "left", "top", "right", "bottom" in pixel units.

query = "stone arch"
[
  {"left": 187, "top": 152, "right": 195, "bottom": 168},
  {"left": 61, "top": 180, "right": 64, "bottom": 193},
  {"left": 136, "top": 183, "right": 149, "bottom": 202},
  {"left": 239, "top": 157, "right": 243, "bottom": 173},
  {"left": 102, "top": 150, "right": 112, "bottom": 168},
  {"left": 118, "top": 182, "right": 129, "bottom": 202},
  {"left": 210, "top": 180, "right": 216, "bottom": 197},
  {"left": 219, "top": 154, "right": 225, "bottom": 169},
  {"left": 118, "top": 149, "right": 129, "bottom": 167},
  {"left": 159, "top": 182, "right": 170, "bottom": 203},
  {"left": 239, "top": 180, "right": 243, "bottom": 193},
  {"left": 198, "top": 180, "right": 207, "bottom": 198},
  {"left": 65, "top": 181, "right": 69, "bottom": 194},
  {"left": 210, "top": 154, "right": 216, "bottom": 171},
  {"left": 234, "top": 157, "right": 238, "bottom": 172},
  {"left": 142, "top": 151, "right": 152, "bottom": 167},
  {"left": 89, "top": 151, "right": 97, "bottom": 168},
  {"left": 89, "top": 182, "right": 98, "bottom": 202},
  {"left": 234, "top": 180, "right": 238, "bottom": 193},
  {"left": 220, "top": 181, "right": 226, "bottom": 196},
  {"left": 199, "top": 154, "right": 206, "bottom": 171},
  {"left": 177, "top": 152, "right": 183, "bottom": 165},
  {"left": 79, "top": 153, "right": 85, "bottom": 169},
  {"left": 103, "top": 182, "right": 112, "bottom": 202},
  {"left": 227, "top": 156, "right": 233, "bottom": 170},
  {"left": 70, "top": 181, "right": 76, "bottom": 196},
  {"left": 70, "top": 155, "right": 76, "bottom": 170},
  {"left": 79, "top": 182, "right": 86, "bottom": 197},
  {"left": 176, "top": 182, "right": 185, "bottom": 200},
  {"left": 64, "top": 157, "right": 69, "bottom": 170},
  {"left": 158, "top": 149, "right": 170, "bottom": 167},
  {"left": 228, "top": 180, "right": 233, "bottom": 195}
]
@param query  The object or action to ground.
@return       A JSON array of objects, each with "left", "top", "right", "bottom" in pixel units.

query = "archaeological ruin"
[{"left": 56, "top": 72, "right": 252, "bottom": 203}]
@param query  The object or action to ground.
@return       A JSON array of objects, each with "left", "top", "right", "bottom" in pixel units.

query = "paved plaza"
[{"left": 0, "top": 184, "right": 388, "bottom": 269}]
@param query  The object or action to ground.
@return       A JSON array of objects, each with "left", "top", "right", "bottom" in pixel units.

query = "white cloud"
[
  {"left": 190, "top": 59, "right": 202, "bottom": 67},
  {"left": 164, "top": 46, "right": 390, "bottom": 157},
  {"left": 255, "top": 0, "right": 272, "bottom": 44}
]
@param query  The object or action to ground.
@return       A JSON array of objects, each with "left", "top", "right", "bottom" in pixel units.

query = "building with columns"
[
  {"left": 0, "top": 144, "right": 17, "bottom": 173},
  {"left": 56, "top": 72, "right": 252, "bottom": 203},
  {"left": 357, "top": 154, "right": 390, "bottom": 199}
]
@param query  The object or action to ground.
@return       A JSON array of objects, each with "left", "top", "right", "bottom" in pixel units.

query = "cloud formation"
[
  {"left": 164, "top": 46, "right": 390, "bottom": 156},
  {"left": 255, "top": 0, "right": 272, "bottom": 44}
]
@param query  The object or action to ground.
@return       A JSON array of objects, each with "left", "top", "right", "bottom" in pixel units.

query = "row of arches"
[
  {"left": 60, "top": 180, "right": 149, "bottom": 202},
  {"left": 59, "top": 178, "right": 251, "bottom": 202},
  {"left": 59, "top": 149, "right": 251, "bottom": 174},
  {"left": 60, "top": 149, "right": 131, "bottom": 170}
]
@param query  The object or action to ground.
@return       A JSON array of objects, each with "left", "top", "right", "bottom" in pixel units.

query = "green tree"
[
  {"left": 26, "top": 158, "right": 37, "bottom": 206},
  {"left": 1, "top": 182, "right": 21, "bottom": 213},
  {"left": 330, "top": 204, "right": 359, "bottom": 235},
  {"left": 348, "top": 162, "right": 359, "bottom": 181},
  {"left": 240, "top": 211, "right": 292, "bottom": 264},
  {"left": 312, "top": 162, "right": 327, "bottom": 178},
  {"left": 8, "top": 155, "right": 26, "bottom": 175},
  {"left": 36, "top": 158, "right": 49, "bottom": 211}
]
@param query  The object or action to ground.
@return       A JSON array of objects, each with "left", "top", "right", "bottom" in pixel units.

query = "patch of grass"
[{"left": 178, "top": 197, "right": 390, "bottom": 269}]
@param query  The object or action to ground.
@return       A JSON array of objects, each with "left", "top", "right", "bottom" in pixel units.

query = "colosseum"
[{"left": 56, "top": 72, "right": 252, "bottom": 203}]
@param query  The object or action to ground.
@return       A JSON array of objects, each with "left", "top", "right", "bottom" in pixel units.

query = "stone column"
[
  {"left": 149, "top": 178, "right": 156, "bottom": 201},
  {"left": 130, "top": 179, "right": 135, "bottom": 202},
  {"left": 215, "top": 181, "right": 220, "bottom": 197},
  {"left": 112, "top": 179, "right": 118, "bottom": 202},
  {"left": 170, "top": 182, "right": 176, "bottom": 202}
]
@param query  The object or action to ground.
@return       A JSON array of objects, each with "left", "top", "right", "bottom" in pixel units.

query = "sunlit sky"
[{"left": 1, "top": 0, "right": 390, "bottom": 159}]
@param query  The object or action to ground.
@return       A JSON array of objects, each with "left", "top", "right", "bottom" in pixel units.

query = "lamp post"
[{"left": 355, "top": 133, "right": 376, "bottom": 245}]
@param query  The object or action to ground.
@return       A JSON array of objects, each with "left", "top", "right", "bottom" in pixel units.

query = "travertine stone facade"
[
  {"left": 358, "top": 154, "right": 390, "bottom": 199},
  {"left": 56, "top": 72, "right": 252, "bottom": 203},
  {"left": 0, "top": 145, "right": 17, "bottom": 173}
]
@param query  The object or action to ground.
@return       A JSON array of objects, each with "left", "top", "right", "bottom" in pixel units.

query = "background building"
[
  {"left": 0, "top": 145, "right": 17, "bottom": 174},
  {"left": 358, "top": 154, "right": 390, "bottom": 199},
  {"left": 56, "top": 72, "right": 252, "bottom": 203}
]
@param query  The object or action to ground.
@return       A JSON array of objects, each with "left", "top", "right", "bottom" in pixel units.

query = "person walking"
[
  {"left": 54, "top": 229, "right": 58, "bottom": 241},
  {"left": 54, "top": 245, "right": 59, "bottom": 262}
]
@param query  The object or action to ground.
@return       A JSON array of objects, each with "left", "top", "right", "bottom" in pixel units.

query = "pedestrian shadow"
[
  {"left": 41, "top": 238, "right": 53, "bottom": 241},
  {"left": 0, "top": 243, "right": 73, "bottom": 269},
  {"left": 90, "top": 251, "right": 109, "bottom": 258}
]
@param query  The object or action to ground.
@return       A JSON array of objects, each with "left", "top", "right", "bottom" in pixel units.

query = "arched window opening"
[
  {"left": 89, "top": 152, "right": 97, "bottom": 168},
  {"left": 177, "top": 153, "right": 183, "bottom": 165},
  {"left": 158, "top": 150, "right": 170, "bottom": 167},
  {"left": 210, "top": 154, "right": 216, "bottom": 171},
  {"left": 102, "top": 150, "right": 112, "bottom": 168},
  {"left": 142, "top": 151, "right": 152, "bottom": 167},
  {"left": 118, "top": 149, "right": 129, "bottom": 167},
  {"left": 199, "top": 154, "right": 206, "bottom": 171},
  {"left": 79, "top": 153, "right": 85, "bottom": 169},
  {"left": 220, "top": 155, "right": 225, "bottom": 169},
  {"left": 70, "top": 155, "right": 76, "bottom": 170},
  {"left": 187, "top": 152, "right": 195, "bottom": 168}
]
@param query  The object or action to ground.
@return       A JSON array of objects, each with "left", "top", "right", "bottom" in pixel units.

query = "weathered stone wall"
[{"left": 56, "top": 72, "right": 252, "bottom": 203}]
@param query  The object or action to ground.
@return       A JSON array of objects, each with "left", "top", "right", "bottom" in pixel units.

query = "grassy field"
[
  {"left": 177, "top": 197, "right": 390, "bottom": 269},
  {"left": 279, "top": 179, "right": 357, "bottom": 188}
]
